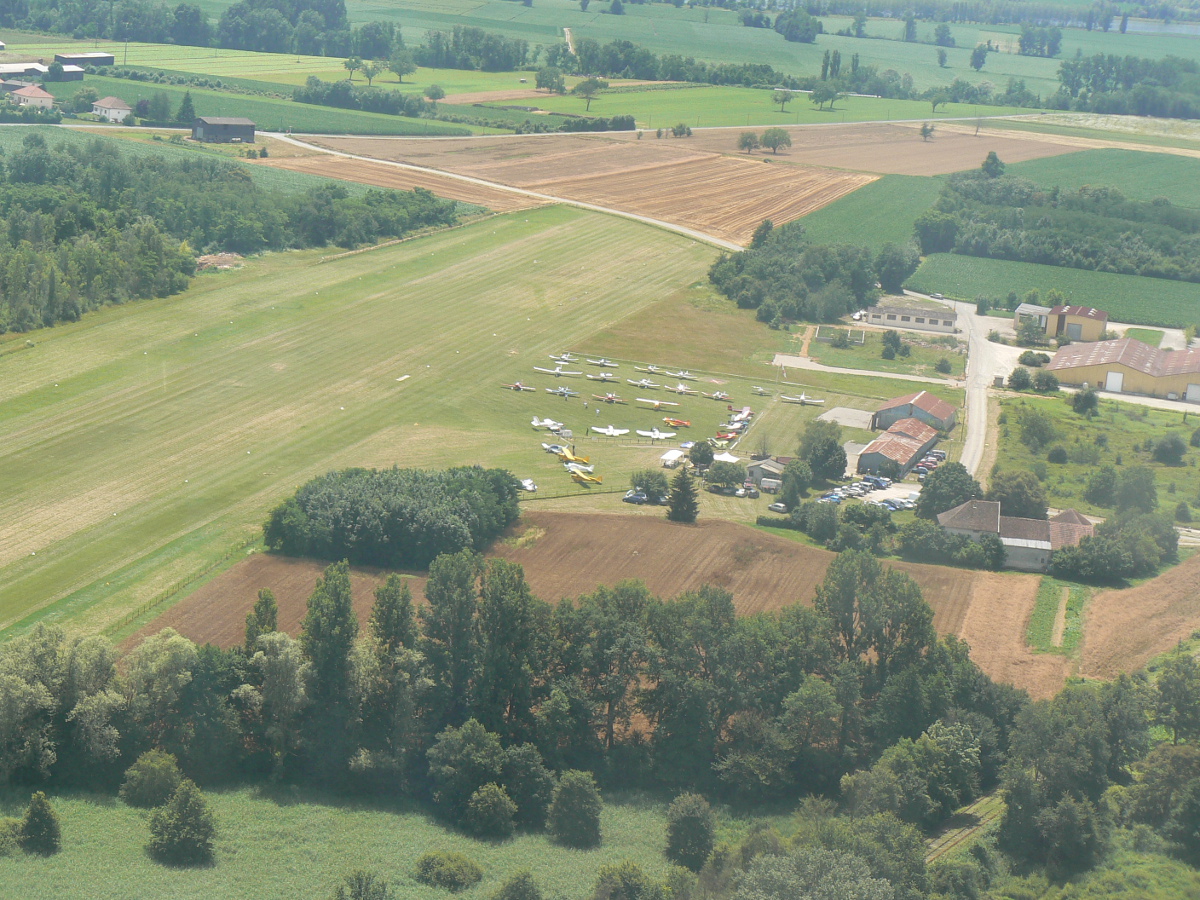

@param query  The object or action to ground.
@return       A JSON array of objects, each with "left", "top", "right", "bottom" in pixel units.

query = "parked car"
[
  {"left": 914, "top": 466, "right": 928, "bottom": 477},
  {"left": 623, "top": 490, "right": 648, "bottom": 504},
  {"left": 882, "top": 498, "right": 904, "bottom": 510},
  {"left": 768, "top": 502, "right": 788, "bottom": 513},
  {"left": 929, "top": 450, "right": 947, "bottom": 460}
]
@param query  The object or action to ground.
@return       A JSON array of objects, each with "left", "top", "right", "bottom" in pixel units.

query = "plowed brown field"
[
  {"left": 253, "top": 155, "right": 544, "bottom": 213},
  {"left": 138, "top": 512, "right": 1062, "bottom": 695}
]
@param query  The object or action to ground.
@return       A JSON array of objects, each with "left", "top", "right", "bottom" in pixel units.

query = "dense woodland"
[
  {"left": 1052, "top": 53, "right": 1200, "bottom": 119},
  {"left": 0, "top": 134, "right": 458, "bottom": 333},
  {"left": 913, "top": 153, "right": 1200, "bottom": 283}
]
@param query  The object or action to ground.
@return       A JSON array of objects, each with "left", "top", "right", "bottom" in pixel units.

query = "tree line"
[
  {"left": 0, "top": 133, "right": 458, "bottom": 334},
  {"left": 1052, "top": 52, "right": 1200, "bottom": 119},
  {"left": 914, "top": 152, "right": 1200, "bottom": 284}
]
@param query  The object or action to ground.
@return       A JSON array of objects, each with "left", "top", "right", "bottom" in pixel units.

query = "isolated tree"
[
  {"left": 760, "top": 127, "right": 792, "bottom": 154},
  {"left": 800, "top": 419, "right": 847, "bottom": 482},
  {"left": 388, "top": 47, "right": 416, "bottom": 82},
  {"left": 902, "top": 14, "right": 917, "bottom": 41},
  {"left": 934, "top": 23, "right": 955, "bottom": 46},
  {"left": 147, "top": 91, "right": 172, "bottom": 124},
  {"left": 737, "top": 131, "right": 760, "bottom": 153},
  {"left": 915, "top": 462, "right": 981, "bottom": 519},
  {"left": 875, "top": 243, "right": 920, "bottom": 292},
  {"left": 810, "top": 84, "right": 840, "bottom": 110},
  {"left": 361, "top": 60, "right": 381, "bottom": 86},
  {"left": 780, "top": 459, "right": 813, "bottom": 509},
  {"left": 148, "top": 779, "right": 216, "bottom": 865},
  {"left": 174, "top": 91, "right": 195, "bottom": 125},
  {"left": 580, "top": 0, "right": 589, "bottom": 9},
  {"left": 1073, "top": 388, "right": 1099, "bottom": 416},
  {"left": 707, "top": 460, "right": 746, "bottom": 489},
  {"left": 1084, "top": 465, "right": 1119, "bottom": 507},
  {"left": 572, "top": 77, "right": 604, "bottom": 111},
  {"left": 970, "top": 44, "right": 988, "bottom": 70},
  {"left": 491, "top": 871, "right": 543, "bottom": 900},
  {"left": 1007, "top": 367, "right": 1033, "bottom": 391},
  {"left": 772, "top": 89, "right": 793, "bottom": 113},
  {"left": 986, "top": 470, "right": 1047, "bottom": 519},
  {"left": 688, "top": 441, "right": 715, "bottom": 467},
  {"left": 1154, "top": 434, "right": 1187, "bottom": 465},
  {"left": 920, "top": 122, "right": 935, "bottom": 141},
  {"left": 344, "top": 56, "right": 362, "bottom": 80},
  {"left": 666, "top": 793, "right": 715, "bottom": 871},
  {"left": 930, "top": 91, "right": 951, "bottom": 113},
  {"left": 120, "top": 749, "right": 183, "bottom": 808},
  {"left": 1033, "top": 369, "right": 1059, "bottom": 393},
  {"left": 667, "top": 469, "right": 699, "bottom": 523},
  {"left": 425, "top": 83, "right": 445, "bottom": 102},
  {"left": 536, "top": 66, "right": 565, "bottom": 93},
  {"left": 244, "top": 587, "right": 278, "bottom": 652},
  {"left": 548, "top": 769, "right": 602, "bottom": 848},
  {"left": 465, "top": 783, "right": 517, "bottom": 839},
  {"left": 610, "top": 0, "right": 624, "bottom": 13},
  {"left": 19, "top": 792, "right": 60, "bottom": 855},
  {"left": 333, "top": 871, "right": 391, "bottom": 900},
  {"left": 981, "top": 150, "right": 1005, "bottom": 177},
  {"left": 937, "top": 48, "right": 948, "bottom": 67}
]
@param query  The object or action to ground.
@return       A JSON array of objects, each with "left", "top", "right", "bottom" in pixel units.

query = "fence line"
[
  {"left": 104, "top": 537, "right": 258, "bottom": 636},
  {"left": 518, "top": 486, "right": 626, "bottom": 502}
]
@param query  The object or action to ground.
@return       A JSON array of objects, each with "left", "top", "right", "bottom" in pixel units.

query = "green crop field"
[
  {"left": 906, "top": 254, "right": 1200, "bottom": 328},
  {"left": 795, "top": 174, "right": 943, "bottom": 246},
  {"left": 1008, "top": 149, "right": 1200, "bottom": 207},
  {"left": 0, "top": 787, "right": 671, "bottom": 900}
]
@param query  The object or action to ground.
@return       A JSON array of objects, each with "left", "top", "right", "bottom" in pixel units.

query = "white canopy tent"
[{"left": 713, "top": 452, "right": 741, "bottom": 463}]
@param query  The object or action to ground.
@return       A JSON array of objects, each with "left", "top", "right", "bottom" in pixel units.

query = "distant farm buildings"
[
  {"left": 1015, "top": 303, "right": 1108, "bottom": 343},
  {"left": 54, "top": 52, "right": 116, "bottom": 67},
  {"left": 192, "top": 116, "right": 256, "bottom": 143},
  {"left": 93, "top": 96, "right": 131, "bottom": 123},
  {"left": 871, "top": 390, "right": 957, "bottom": 432},
  {"left": 1047, "top": 337, "right": 1200, "bottom": 402},
  {"left": 938, "top": 501, "right": 1094, "bottom": 572},
  {"left": 865, "top": 295, "right": 957, "bottom": 333}
]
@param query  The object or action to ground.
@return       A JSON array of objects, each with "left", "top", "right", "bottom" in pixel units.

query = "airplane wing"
[
  {"left": 659, "top": 430, "right": 677, "bottom": 438},
  {"left": 636, "top": 430, "right": 653, "bottom": 438},
  {"left": 807, "top": 398, "right": 826, "bottom": 405}
]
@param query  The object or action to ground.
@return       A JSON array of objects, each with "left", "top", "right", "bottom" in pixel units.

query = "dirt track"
[{"left": 138, "top": 512, "right": 1062, "bottom": 696}]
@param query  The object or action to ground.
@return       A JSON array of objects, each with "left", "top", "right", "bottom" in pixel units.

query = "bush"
[
  {"left": 1033, "top": 370, "right": 1059, "bottom": 393},
  {"left": 1192, "top": 426, "right": 1200, "bottom": 448},
  {"left": 465, "top": 783, "right": 517, "bottom": 840},
  {"left": 415, "top": 851, "right": 484, "bottom": 892},
  {"left": 333, "top": 871, "right": 392, "bottom": 900},
  {"left": 935, "top": 357, "right": 952, "bottom": 374},
  {"left": 147, "top": 780, "right": 216, "bottom": 866},
  {"left": 666, "top": 793, "right": 714, "bottom": 872},
  {"left": 19, "top": 792, "right": 60, "bottom": 856},
  {"left": 120, "top": 749, "right": 183, "bottom": 808},
  {"left": 1007, "top": 367, "right": 1032, "bottom": 391},
  {"left": 1177, "top": 501, "right": 1193, "bottom": 523},
  {"left": 1047, "top": 446, "right": 1068, "bottom": 464},
  {"left": 490, "top": 871, "right": 542, "bottom": 900},
  {"left": 0, "top": 816, "right": 19, "bottom": 857},
  {"left": 592, "top": 861, "right": 665, "bottom": 900},
  {"left": 548, "top": 770, "right": 602, "bottom": 848},
  {"left": 1018, "top": 350, "right": 1050, "bottom": 367},
  {"left": 1072, "top": 388, "right": 1100, "bottom": 416},
  {"left": 1154, "top": 434, "right": 1188, "bottom": 465}
]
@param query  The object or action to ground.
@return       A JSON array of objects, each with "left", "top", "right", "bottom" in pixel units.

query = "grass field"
[
  {"left": 794, "top": 174, "right": 943, "bottom": 246},
  {"left": 994, "top": 394, "right": 1200, "bottom": 518},
  {"left": 807, "top": 328, "right": 966, "bottom": 378},
  {"left": 0, "top": 787, "right": 671, "bottom": 900},
  {"left": 1026, "top": 576, "right": 1090, "bottom": 653},
  {"left": 1007, "top": 149, "right": 1200, "bottom": 208},
  {"left": 1124, "top": 328, "right": 1166, "bottom": 347},
  {"left": 906, "top": 254, "right": 1200, "bottom": 328}
]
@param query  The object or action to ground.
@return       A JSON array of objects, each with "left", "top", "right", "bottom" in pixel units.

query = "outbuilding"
[
  {"left": 54, "top": 52, "right": 116, "bottom": 67},
  {"left": 937, "top": 501, "right": 1094, "bottom": 572},
  {"left": 871, "top": 390, "right": 957, "bottom": 432},
  {"left": 92, "top": 96, "right": 131, "bottom": 123},
  {"left": 192, "top": 116, "right": 256, "bottom": 143},
  {"left": 1046, "top": 338, "right": 1200, "bottom": 402},
  {"left": 865, "top": 295, "right": 957, "bottom": 333},
  {"left": 856, "top": 432, "right": 927, "bottom": 476},
  {"left": 746, "top": 458, "right": 786, "bottom": 485}
]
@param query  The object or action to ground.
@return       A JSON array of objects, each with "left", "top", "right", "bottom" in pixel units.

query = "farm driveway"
[{"left": 818, "top": 407, "right": 874, "bottom": 429}]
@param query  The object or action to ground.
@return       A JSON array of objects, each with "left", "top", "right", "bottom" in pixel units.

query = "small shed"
[
  {"left": 93, "top": 96, "right": 131, "bottom": 123},
  {"left": 746, "top": 458, "right": 786, "bottom": 485},
  {"left": 192, "top": 116, "right": 256, "bottom": 143}
]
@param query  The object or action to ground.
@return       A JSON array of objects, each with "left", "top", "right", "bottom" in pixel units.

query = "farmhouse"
[
  {"left": 92, "top": 96, "right": 131, "bottom": 123},
  {"left": 865, "top": 295, "right": 957, "bottom": 333},
  {"left": 1015, "top": 304, "right": 1108, "bottom": 342},
  {"left": 871, "top": 390, "right": 957, "bottom": 431},
  {"left": 11, "top": 84, "right": 54, "bottom": 108},
  {"left": 192, "top": 116, "right": 256, "bottom": 143},
  {"left": 54, "top": 52, "right": 116, "bottom": 67},
  {"left": 937, "top": 500, "right": 1094, "bottom": 572},
  {"left": 1046, "top": 337, "right": 1200, "bottom": 402}
]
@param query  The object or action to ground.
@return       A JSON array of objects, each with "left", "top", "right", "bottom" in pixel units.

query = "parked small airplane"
[
  {"left": 587, "top": 357, "right": 619, "bottom": 367},
  {"left": 557, "top": 447, "right": 590, "bottom": 464},
  {"left": 628, "top": 378, "right": 660, "bottom": 390},
  {"left": 534, "top": 365, "right": 582, "bottom": 376},
  {"left": 550, "top": 352, "right": 578, "bottom": 362},
  {"left": 704, "top": 391, "right": 731, "bottom": 401},
  {"left": 665, "top": 369, "right": 696, "bottom": 380},
  {"left": 663, "top": 418, "right": 691, "bottom": 428},
  {"left": 667, "top": 383, "right": 699, "bottom": 395},
  {"left": 781, "top": 393, "right": 826, "bottom": 405},
  {"left": 716, "top": 430, "right": 741, "bottom": 440},
  {"left": 571, "top": 471, "right": 603, "bottom": 484},
  {"left": 752, "top": 386, "right": 772, "bottom": 397},
  {"left": 635, "top": 365, "right": 661, "bottom": 374},
  {"left": 531, "top": 416, "right": 563, "bottom": 431},
  {"left": 637, "top": 427, "right": 677, "bottom": 440},
  {"left": 591, "top": 424, "right": 630, "bottom": 437},
  {"left": 546, "top": 386, "right": 579, "bottom": 398},
  {"left": 501, "top": 381, "right": 535, "bottom": 392},
  {"left": 637, "top": 397, "right": 680, "bottom": 410},
  {"left": 708, "top": 438, "right": 730, "bottom": 449},
  {"left": 592, "top": 393, "right": 627, "bottom": 404},
  {"left": 520, "top": 478, "right": 537, "bottom": 492},
  {"left": 541, "top": 442, "right": 566, "bottom": 454},
  {"left": 564, "top": 461, "right": 595, "bottom": 474},
  {"left": 586, "top": 372, "right": 618, "bottom": 382},
  {"left": 731, "top": 407, "right": 754, "bottom": 423}
]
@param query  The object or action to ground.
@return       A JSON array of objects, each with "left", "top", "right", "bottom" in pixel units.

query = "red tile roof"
[
  {"left": 877, "top": 390, "right": 957, "bottom": 422},
  {"left": 1050, "top": 305, "right": 1108, "bottom": 321},
  {"left": 887, "top": 417, "right": 938, "bottom": 445},
  {"left": 1047, "top": 338, "right": 1200, "bottom": 378},
  {"left": 860, "top": 432, "right": 925, "bottom": 466}
]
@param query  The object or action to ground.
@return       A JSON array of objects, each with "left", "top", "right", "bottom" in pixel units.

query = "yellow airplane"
[
  {"left": 557, "top": 448, "right": 590, "bottom": 464},
  {"left": 571, "top": 471, "right": 603, "bottom": 484}
]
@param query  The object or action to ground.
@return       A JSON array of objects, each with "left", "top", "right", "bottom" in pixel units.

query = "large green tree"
[
  {"left": 421, "top": 550, "right": 482, "bottom": 727},
  {"left": 915, "top": 462, "right": 981, "bottom": 519},
  {"left": 800, "top": 420, "right": 848, "bottom": 482},
  {"left": 667, "top": 470, "right": 699, "bottom": 523},
  {"left": 301, "top": 560, "right": 359, "bottom": 705},
  {"left": 475, "top": 560, "right": 545, "bottom": 740},
  {"left": 985, "top": 470, "right": 1047, "bottom": 519}
]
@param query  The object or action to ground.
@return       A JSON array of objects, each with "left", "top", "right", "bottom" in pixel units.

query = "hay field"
[{"left": 0, "top": 205, "right": 717, "bottom": 636}]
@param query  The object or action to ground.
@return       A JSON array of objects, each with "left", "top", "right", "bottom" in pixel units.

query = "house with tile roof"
[{"left": 937, "top": 500, "right": 1094, "bottom": 572}]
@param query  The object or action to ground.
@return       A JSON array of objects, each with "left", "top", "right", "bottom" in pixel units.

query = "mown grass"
[
  {"left": 906, "top": 254, "right": 1200, "bottom": 328},
  {"left": 0, "top": 787, "right": 671, "bottom": 900},
  {"left": 1027, "top": 576, "right": 1090, "bottom": 653},
  {"left": 994, "top": 393, "right": 1200, "bottom": 519},
  {"left": 795, "top": 174, "right": 943, "bottom": 246},
  {"left": 1007, "top": 148, "right": 1200, "bottom": 208},
  {"left": 1124, "top": 328, "right": 1166, "bottom": 347},
  {"left": 807, "top": 328, "right": 965, "bottom": 378}
]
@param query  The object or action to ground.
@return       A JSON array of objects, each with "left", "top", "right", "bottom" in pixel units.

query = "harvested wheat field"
[
  {"left": 253, "top": 155, "right": 544, "bottom": 213},
  {"left": 1079, "top": 553, "right": 1200, "bottom": 680},
  {"left": 139, "top": 512, "right": 1062, "bottom": 695}
]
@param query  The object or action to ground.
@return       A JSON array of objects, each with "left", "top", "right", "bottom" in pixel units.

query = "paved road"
[{"left": 268, "top": 133, "right": 746, "bottom": 252}]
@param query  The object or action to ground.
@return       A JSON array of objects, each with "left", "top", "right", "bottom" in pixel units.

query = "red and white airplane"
[
  {"left": 592, "top": 392, "right": 627, "bottom": 404},
  {"left": 663, "top": 417, "right": 691, "bottom": 428},
  {"left": 667, "top": 383, "right": 699, "bottom": 396},
  {"left": 703, "top": 390, "right": 731, "bottom": 401},
  {"left": 502, "top": 381, "right": 535, "bottom": 392}
]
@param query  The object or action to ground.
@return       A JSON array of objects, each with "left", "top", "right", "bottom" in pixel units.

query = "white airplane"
[
  {"left": 731, "top": 407, "right": 753, "bottom": 423},
  {"left": 637, "top": 427, "right": 677, "bottom": 440},
  {"left": 665, "top": 369, "right": 697, "bottom": 380},
  {"left": 534, "top": 365, "right": 582, "bottom": 376},
  {"left": 564, "top": 461, "right": 595, "bottom": 474},
  {"left": 591, "top": 424, "right": 629, "bottom": 437},
  {"left": 635, "top": 365, "right": 661, "bottom": 374},
  {"left": 752, "top": 386, "right": 772, "bottom": 397},
  {"left": 546, "top": 386, "right": 579, "bottom": 398},
  {"left": 781, "top": 393, "right": 825, "bottom": 405},
  {"left": 637, "top": 397, "right": 680, "bottom": 410},
  {"left": 541, "top": 442, "right": 566, "bottom": 454},
  {"left": 592, "top": 392, "right": 626, "bottom": 404},
  {"left": 586, "top": 372, "right": 618, "bottom": 382},
  {"left": 587, "top": 357, "right": 619, "bottom": 367},
  {"left": 704, "top": 391, "right": 731, "bottom": 401},
  {"left": 502, "top": 381, "right": 536, "bottom": 392},
  {"left": 667, "top": 383, "right": 699, "bottom": 396},
  {"left": 531, "top": 416, "right": 564, "bottom": 431},
  {"left": 520, "top": 478, "right": 537, "bottom": 492},
  {"left": 628, "top": 378, "right": 660, "bottom": 390},
  {"left": 550, "top": 352, "right": 578, "bottom": 362}
]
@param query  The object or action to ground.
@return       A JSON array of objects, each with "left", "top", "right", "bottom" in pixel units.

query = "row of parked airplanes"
[{"left": 532, "top": 416, "right": 682, "bottom": 442}]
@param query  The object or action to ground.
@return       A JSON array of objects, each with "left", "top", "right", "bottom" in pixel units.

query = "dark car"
[{"left": 623, "top": 491, "right": 648, "bottom": 504}]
